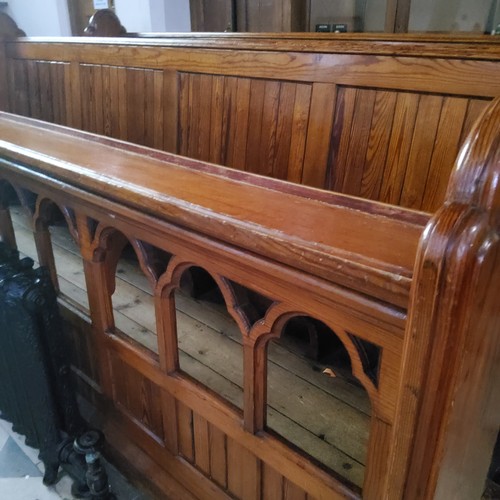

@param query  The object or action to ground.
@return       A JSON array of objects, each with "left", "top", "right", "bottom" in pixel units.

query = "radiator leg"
[{"left": 42, "top": 461, "right": 60, "bottom": 486}]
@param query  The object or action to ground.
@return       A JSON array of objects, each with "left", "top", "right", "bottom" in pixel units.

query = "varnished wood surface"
[
  {"left": 3, "top": 34, "right": 499, "bottom": 216},
  {"left": 8, "top": 34, "right": 500, "bottom": 59},
  {"left": 8, "top": 42, "right": 500, "bottom": 95},
  {"left": 1, "top": 33, "right": 499, "bottom": 500},
  {"left": 388, "top": 97, "right": 500, "bottom": 499},
  {"left": 0, "top": 113, "right": 382, "bottom": 499},
  {"left": 0, "top": 97, "right": 499, "bottom": 499},
  {"left": 10, "top": 205, "right": 370, "bottom": 486}
]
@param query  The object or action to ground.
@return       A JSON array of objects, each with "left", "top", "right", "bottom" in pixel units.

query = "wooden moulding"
[
  {"left": 7, "top": 33, "right": 500, "bottom": 60},
  {"left": 7, "top": 42, "right": 500, "bottom": 98},
  {"left": 0, "top": 111, "right": 410, "bottom": 498}
]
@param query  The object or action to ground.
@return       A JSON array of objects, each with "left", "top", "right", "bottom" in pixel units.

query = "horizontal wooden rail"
[
  {"left": 0, "top": 113, "right": 425, "bottom": 309},
  {"left": 9, "top": 34, "right": 500, "bottom": 59}
]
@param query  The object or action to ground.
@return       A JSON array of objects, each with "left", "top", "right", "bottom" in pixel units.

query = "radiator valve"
[{"left": 74, "top": 430, "right": 114, "bottom": 499}]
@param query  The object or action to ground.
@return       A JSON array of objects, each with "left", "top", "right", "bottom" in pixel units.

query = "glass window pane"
[{"left": 409, "top": 0, "right": 499, "bottom": 33}]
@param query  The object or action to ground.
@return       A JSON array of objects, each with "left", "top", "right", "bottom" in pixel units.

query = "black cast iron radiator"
[{"left": 0, "top": 242, "right": 112, "bottom": 499}]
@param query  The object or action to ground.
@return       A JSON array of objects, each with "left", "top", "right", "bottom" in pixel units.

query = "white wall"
[
  {"left": 163, "top": 0, "right": 191, "bottom": 32},
  {"left": 149, "top": 0, "right": 167, "bottom": 31},
  {"left": 6, "top": 0, "right": 71, "bottom": 36},
  {"left": 115, "top": 0, "right": 191, "bottom": 33},
  {"left": 364, "top": 0, "right": 387, "bottom": 31},
  {"left": 409, "top": 0, "right": 495, "bottom": 32},
  {"left": 6, "top": 0, "right": 190, "bottom": 36},
  {"left": 114, "top": 0, "right": 154, "bottom": 32}
]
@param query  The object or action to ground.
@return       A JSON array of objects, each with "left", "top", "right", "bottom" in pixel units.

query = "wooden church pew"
[
  {"left": 0, "top": 95, "right": 498, "bottom": 499},
  {"left": 0, "top": 20, "right": 499, "bottom": 499}
]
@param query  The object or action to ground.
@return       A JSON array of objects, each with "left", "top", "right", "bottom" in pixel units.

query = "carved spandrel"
[
  {"left": 347, "top": 333, "right": 381, "bottom": 388},
  {"left": 224, "top": 279, "right": 274, "bottom": 331},
  {"left": 131, "top": 239, "right": 171, "bottom": 285}
]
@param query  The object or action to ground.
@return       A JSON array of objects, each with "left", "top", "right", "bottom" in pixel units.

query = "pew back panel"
[{"left": 3, "top": 36, "right": 500, "bottom": 212}]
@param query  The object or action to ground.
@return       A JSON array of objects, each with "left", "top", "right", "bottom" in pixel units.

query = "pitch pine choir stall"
[{"left": 0, "top": 28, "right": 499, "bottom": 500}]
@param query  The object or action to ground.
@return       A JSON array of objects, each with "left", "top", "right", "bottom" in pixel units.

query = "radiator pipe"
[
  {"left": 75, "top": 430, "right": 113, "bottom": 499},
  {"left": 58, "top": 429, "right": 114, "bottom": 499}
]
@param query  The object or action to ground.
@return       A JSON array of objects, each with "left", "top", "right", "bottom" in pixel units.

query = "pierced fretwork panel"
[
  {"left": 174, "top": 266, "right": 244, "bottom": 410},
  {"left": 113, "top": 247, "right": 162, "bottom": 354},
  {"left": 266, "top": 315, "right": 371, "bottom": 491}
]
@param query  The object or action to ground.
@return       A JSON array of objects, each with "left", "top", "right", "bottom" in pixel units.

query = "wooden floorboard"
[{"left": 10, "top": 206, "right": 369, "bottom": 488}]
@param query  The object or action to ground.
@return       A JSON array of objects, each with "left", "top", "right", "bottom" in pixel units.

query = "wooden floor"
[{"left": 10, "top": 205, "right": 370, "bottom": 489}]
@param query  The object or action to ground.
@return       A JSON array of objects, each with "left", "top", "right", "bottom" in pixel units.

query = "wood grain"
[
  {"left": 227, "top": 438, "right": 260, "bottom": 500},
  {"left": 387, "top": 97, "right": 500, "bottom": 499},
  {"left": 10, "top": 208, "right": 372, "bottom": 486},
  {"left": 399, "top": 94, "right": 443, "bottom": 209},
  {"left": 26, "top": 60, "right": 41, "bottom": 119},
  {"left": 4, "top": 37, "right": 498, "bottom": 212},
  {"left": 209, "top": 423, "right": 227, "bottom": 488},
  {"left": 8, "top": 42, "right": 500, "bottom": 96},
  {"left": 178, "top": 73, "right": 313, "bottom": 183},
  {"left": 359, "top": 91, "right": 397, "bottom": 201},
  {"left": 1, "top": 35, "right": 499, "bottom": 500},
  {"left": 127, "top": 68, "right": 145, "bottom": 145},
  {"left": 328, "top": 88, "right": 484, "bottom": 211},
  {"left": 340, "top": 88, "right": 376, "bottom": 196},
  {"left": 301, "top": 83, "right": 336, "bottom": 188},
  {"left": 0, "top": 112, "right": 384, "bottom": 499},
  {"left": 420, "top": 97, "right": 468, "bottom": 212},
  {"left": 193, "top": 412, "right": 211, "bottom": 475},
  {"left": 11, "top": 60, "right": 29, "bottom": 116},
  {"left": 0, "top": 113, "right": 424, "bottom": 308},
  {"left": 230, "top": 77, "right": 250, "bottom": 170},
  {"left": 284, "top": 479, "right": 307, "bottom": 500},
  {"left": 286, "top": 83, "right": 311, "bottom": 184},
  {"left": 177, "top": 399, "right": 195, "bottom": 463},
  {"left": 67, "top": 62, "right": 81, "bottom": 130},
  {"left": 262, "top": 462, "right": 283, "bottom": 498}
]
